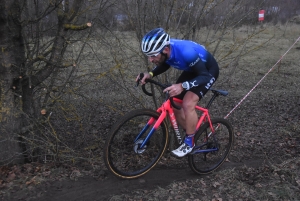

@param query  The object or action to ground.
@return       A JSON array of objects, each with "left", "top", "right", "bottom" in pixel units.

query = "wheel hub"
[{"left": 134, "top": 139, "right": 147, "bottom": 154}]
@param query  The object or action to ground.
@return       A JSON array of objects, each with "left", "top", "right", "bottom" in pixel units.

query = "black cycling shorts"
[{"left": 175, "top": 71, "right": 218, "bottom": 100}]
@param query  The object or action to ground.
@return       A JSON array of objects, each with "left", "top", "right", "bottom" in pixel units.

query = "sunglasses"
[
  {"left": 147, "top": 52, "right": 161, "bottom": 58},
  {"left": 146, "top": 46, "right": 166, "bottom": 57}
]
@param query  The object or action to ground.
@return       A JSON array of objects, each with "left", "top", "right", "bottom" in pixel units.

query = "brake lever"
[
  {"left": 165, "top": 91, "right": 170, "bottom": 99},
  {"left": 136, "top": 73, "right": 144, "bottom": 87},
  {"left": 164, "top": 87, "right": 181, "bottom": 110}
]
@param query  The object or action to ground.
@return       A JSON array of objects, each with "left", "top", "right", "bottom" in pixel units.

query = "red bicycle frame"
[{"left": 137, "top": 97, "right": 215, "bottom": 148}]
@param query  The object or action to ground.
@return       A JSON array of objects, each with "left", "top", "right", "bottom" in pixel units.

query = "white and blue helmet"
[{"left": 141, "top": 28, "right": 170, "bottom": 57}]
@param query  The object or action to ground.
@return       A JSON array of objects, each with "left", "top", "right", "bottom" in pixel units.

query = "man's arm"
[
  {"left": 137, "top": 63, "right": 171, "bottom": 84},
  {"left": 151, "top": 63, "right": 171, "bottom": 77}
]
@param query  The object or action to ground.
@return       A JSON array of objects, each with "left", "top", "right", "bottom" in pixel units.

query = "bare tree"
[{"left": 0, "top": 0, "right": 113, "bottom": 164}]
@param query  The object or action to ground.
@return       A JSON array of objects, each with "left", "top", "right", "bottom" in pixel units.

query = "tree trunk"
[{"left": 0, "top": 0, "right": 25, "bottom": 164}]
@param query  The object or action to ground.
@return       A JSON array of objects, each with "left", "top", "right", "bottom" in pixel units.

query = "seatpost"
[{"left": 205, "top": 92, "right": 219, "bottom": 109}]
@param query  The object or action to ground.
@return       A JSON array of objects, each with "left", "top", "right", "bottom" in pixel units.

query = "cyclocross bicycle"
[{"left": 103, "top": 75, "right": 234, "bottom": 179}]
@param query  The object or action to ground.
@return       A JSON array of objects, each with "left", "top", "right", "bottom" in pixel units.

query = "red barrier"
[{"left": 259, "top": 10, "right": 265, "bottom": 21}]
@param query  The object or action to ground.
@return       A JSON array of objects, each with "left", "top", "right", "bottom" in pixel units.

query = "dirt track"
[{"left": 3, "top": 158, "right": 268, "bottom": 201}]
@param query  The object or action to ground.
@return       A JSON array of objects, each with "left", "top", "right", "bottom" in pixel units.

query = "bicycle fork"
[{"left": 133, "top": 112, "right": 167, "bottom": 152}]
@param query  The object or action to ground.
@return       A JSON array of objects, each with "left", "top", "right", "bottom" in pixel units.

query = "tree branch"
[{"left": 63, "top": 22, "right": 92, "bottom": 30}]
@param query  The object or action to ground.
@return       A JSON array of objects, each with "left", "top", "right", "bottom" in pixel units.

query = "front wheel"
[
  {"left": 103, "top": 109, "right": 169, "bottom": 179},
  {"left": 188, "top": 118, "right": 234, "bottom": 174}
]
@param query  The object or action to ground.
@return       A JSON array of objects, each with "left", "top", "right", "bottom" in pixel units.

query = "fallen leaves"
[
  {"left": 0, "top": 161, "right": 84, "bottom": 196},
  {"left": 26, "top": 176, "right": 38, "bottom": 185},
  {"left": 70, "top": 169, "right": 82, "bottom": 181},
  {"left": 6, "top": 172, "right": 16, "bottom": 183},
  {"left": 296, "top": 178, "right": 300, "bottom": 186},
  {"left": 212, "top": 181, "right": 221, "bottom": 188}
]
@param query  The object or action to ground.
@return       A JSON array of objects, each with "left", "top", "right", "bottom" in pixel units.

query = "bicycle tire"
[
  {"left": 188, "top": 118, "right": 234, "bottom": 174},
  {"left": 103, "top": 109, "right": 169, "bottom": 179}
]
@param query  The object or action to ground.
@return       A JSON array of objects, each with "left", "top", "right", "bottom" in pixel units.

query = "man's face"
[{"left": 147, "top": 47, "right": 168, "bottom": 66}]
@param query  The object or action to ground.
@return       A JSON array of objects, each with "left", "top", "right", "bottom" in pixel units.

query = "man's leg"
[
  {"left": 171, "top": 92, "right": 199, "bottom": 157},
  {"left": 182, "top": 91, "right": 199, "bottom": 135},
  {"left": 173, "top": 92, "right": 199, "bottom": 131}
]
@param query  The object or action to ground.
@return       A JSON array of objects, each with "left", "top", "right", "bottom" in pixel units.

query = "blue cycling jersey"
[
  {"left": 166, "top": 39, "right": 208, "bottom": 71},
  {"left": 151, "top": 38, "right": 219, "bottom": 88}
]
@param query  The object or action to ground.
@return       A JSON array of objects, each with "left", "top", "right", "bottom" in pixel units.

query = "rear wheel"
[
  {"left": 188, "top": 118, "right": 234, "bottom": 174},
  {"left": 104, "top": 109, "right": 169, "bottom": 179}
]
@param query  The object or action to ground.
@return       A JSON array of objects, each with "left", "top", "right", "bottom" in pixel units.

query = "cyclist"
[{"left": 136, "top": 28, "right": 219, "bottom": 157}]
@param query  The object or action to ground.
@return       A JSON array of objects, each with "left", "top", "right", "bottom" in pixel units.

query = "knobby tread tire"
[
  {"left": 103, "top": 109, "right": 169, "bottom": 179},
  {"left": 188, "top": 118, "right": 234, "bottom": 175}
]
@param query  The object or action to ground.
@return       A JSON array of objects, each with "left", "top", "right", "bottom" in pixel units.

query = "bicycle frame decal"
[
  {"left": 168, "top": 98, "right": 183, "bottom": 144},
  {"left": 169, "top": 112, "right": 183, "bottom": 144},
  {"left": 159, "top": 99, "right": 183, "bottom": 144}
]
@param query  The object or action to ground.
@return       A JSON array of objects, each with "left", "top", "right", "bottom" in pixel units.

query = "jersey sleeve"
[{"left": 151, "top": 63, "right": 170, "bottom": 77}]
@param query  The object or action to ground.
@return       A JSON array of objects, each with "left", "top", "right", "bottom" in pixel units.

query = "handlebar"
[{"left": 136, "top": 73, "right": 181, "bottom": 110}]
